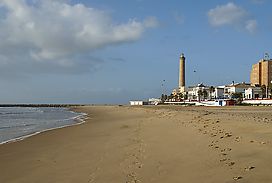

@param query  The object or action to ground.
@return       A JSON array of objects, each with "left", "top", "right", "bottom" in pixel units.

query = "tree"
[
  {"left": 198, "top": 89, "right": 203, "bottom": 101},
  {"left": 261, "top": 85, "right": 266, "bottom": 98},
  {"left": 231, "top": 92, "right": 242, "bottom": 99},
  {"left": 231, "top": 92, "right": 243, "bottom": 104},
  {"left": 184, "top": 93, "right": 188, "bottom": 100},
  {"left": 203, "top": 90, "right": 208, "bottom": 99},
  {"left": 268, "top": 83, "right": 272, "bottom": 99},
  {"left": 209, "top": 86, "right": 215, "bottom": 100},
  {"left": 167, "top": 93, "right": 174, "bottom": 101},
  {"left": 161, "top": 94, "right": 168, "bottom": 102},
  {"left": 178, "top": 93, "right": 183, "bottom": 100}
]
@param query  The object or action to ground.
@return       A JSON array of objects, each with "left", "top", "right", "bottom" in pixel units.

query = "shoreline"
[
  {"left": 1, "top": 105, "right": 272, "bottom": 182},
  {"left": 0, "top": 107, "right": 88, "bottom": 145}
]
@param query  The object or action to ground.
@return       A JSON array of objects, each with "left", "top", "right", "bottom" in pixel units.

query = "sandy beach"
[{"left": 1, "top": 106, "right": 272, "bottom": 183}]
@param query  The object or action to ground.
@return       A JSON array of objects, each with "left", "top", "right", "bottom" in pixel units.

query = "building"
[
  {"left": 187, "top": 83, "right": 210, "bottom": 101},
  {"left": 250, "top": 58, "right": 272, "bottom": 87},
  {"left": 224, "top": 82, "right": 251, "bottom": 99},
  {"left": 212, "top": 87, "right": 224, "bottom": 99},
  {"left": 245, "top": 87, "right": 263, "bottom": 99},
  {"left": 148, "top": 98, "right": 161, "bottom": 105},
  {"left": 130, "top": 101, "right": 144, "bottom": 105},
  {"left": 179, "top": 53, "right": 186, "bottom": 93}
]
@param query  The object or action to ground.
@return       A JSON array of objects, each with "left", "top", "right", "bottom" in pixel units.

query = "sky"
[{"left": 0, "top": 0, "right": 271, "bottom": 104}]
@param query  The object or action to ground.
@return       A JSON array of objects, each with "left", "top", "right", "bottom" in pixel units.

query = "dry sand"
[{"left": 1, "top": 105, "right": 272, "bottom": 183}]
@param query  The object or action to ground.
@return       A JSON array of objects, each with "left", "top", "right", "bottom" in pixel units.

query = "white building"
[
  {"left": 245, "top": 87, "right": 263, "bottom": 99},
  {"left": 148, "top": 98, "right": 161, "bottom": 105},
  {"left": 224, "top": 82, "right": 251, "bottom": 99},
  {"left": 211, "top": 86, "right": 225, "bottom": 99},
  {"left": 187, "top": 83, "right": 211, "bottom": 101},
  {"left": 130, "top": 101, "right": 143, "bottom": 105}
]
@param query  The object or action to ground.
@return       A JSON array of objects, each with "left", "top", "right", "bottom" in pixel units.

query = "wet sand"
[{"left": 1, "top": 105, "right": 272, "bottom": 183}]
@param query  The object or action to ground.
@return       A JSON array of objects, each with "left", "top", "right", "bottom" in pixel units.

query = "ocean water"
[{"left": 0, "top": 107, "right": 86, "bottom": 144}]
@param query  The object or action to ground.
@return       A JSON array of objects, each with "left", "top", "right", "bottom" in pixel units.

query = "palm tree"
[
  {"left": 198, "top": 89, "right": 203, "bottom": 101},
  {"left": 203, "top": 90, "right": 208, "bottom": 100},
  {"left": 209, "top": 86, "right": 215, "bottom": 100},
  {"left": 261, "top": 85, "right": 266, "bottom": 98},
  {"left": 231, "top": 92, "right": 243, "bottom": 104}
]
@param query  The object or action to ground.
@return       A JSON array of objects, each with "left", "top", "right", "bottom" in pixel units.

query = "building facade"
[
  {"left": 212, "top": 87, "right": 224, "bottom": 99},
  {"left": 224, "top": 82, "right": 251, "bottom": 99},
  {"left": 250, "top": 59, "right": 272, "bottom": 87},
  {"left": 245, "top": 87, "right": 263, "bottom": 99},
  {"left": 187, "top": 83, "right": 210, "bottom": 101}
]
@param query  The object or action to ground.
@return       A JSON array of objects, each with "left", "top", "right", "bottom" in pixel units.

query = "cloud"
[
  {"left": 208, "top": 2, "right": 257, "bottom": 33},
  {"left": 0, "top": 0, "right": 157, "bottom": 75},
  {"left": 208, "top": 3, "right": 247, "bottom": 26},
  {"left": 173, "top": 11, "right": 184, "bottom": 25},
  {"left": 144, "top": 16, "right": 159, "bottom": 28},
  {"left": 245, "top": 19, "right": 257, "bottom": 33}
]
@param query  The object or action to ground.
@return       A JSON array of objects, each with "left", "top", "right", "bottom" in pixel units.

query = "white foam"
[{"left": 0, "top": 112, "right": 88, "bottom": 145}]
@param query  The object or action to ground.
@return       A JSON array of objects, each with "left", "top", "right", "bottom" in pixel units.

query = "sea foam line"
[{"left": 0, "top": 112, "right": 88, "bottom": 145}]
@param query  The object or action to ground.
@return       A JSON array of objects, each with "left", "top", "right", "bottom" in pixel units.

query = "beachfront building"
[
  {"left": 187, "top": 83, "right": 211, "bottom": 101},
  {"left": 148, "top": 98, "right": 161, "bottom": 105},
  {"left": 130, "top": 101, "right": 144, "bottom": 105},
  {"left": 250, "top": 56, "right": 272, "bottom": 98},
  {"left": 245, "top": 87, "right": 263, "bottom": 99},
  {"left": 250, "top": 56, "right": 272, "bottom": 87},
  {"left": 224, "top": 82, "right": 251, "bottom": 99},
  {"left": 210, "top": 86, "right": 225, "bottom": 99}
]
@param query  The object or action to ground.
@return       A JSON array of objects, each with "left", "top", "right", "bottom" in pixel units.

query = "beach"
[{"left": 1, "top": 106, "right": 272, "bottom": 183}]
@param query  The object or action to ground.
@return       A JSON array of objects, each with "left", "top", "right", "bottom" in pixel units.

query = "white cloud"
[
  {"left": 208, "top": 3, "right": 247, "bottom": 26},
  {"left": 173, "top": 12, "right": 184, "bottom": 25},
  {"left": 0, "top": 0, "right": 158, "bottom": 74},
  {"left": 208, "top": 2, "right": 257, "bottom": 33},
  {"left": 144, "top": 16, "right": 159, "bottom": 28},
  {"left": 245, "top": 19, "right": 257, "bottom": 33}
]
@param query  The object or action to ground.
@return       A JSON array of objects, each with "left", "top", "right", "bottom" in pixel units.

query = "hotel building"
[{"left": 250, "top": 58, "right": 272, "bottom": 87}]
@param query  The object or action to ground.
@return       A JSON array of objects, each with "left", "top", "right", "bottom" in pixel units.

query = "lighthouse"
[{"left": 179, "top": 53, "right": 185, "bottom": 92}]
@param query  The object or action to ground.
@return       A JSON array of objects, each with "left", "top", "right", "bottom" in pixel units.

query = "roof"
[{"left": 226, "top": 82, "right": 251, "bottom": 87}]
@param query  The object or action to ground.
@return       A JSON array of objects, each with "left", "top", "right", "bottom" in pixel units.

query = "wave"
[
  {"left": 0, "top": 108, "right": 44, "bottom": 115},
  {"left": 0, "top": 112, "right": 88, "bottom": 145},
  {"left": 0, "top": 123, "right": 35, "bottom": 130}
]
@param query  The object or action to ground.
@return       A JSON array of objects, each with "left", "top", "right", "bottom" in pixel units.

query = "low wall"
[{"left": 243, "top": 100, "right": 272, "bottom": 105}]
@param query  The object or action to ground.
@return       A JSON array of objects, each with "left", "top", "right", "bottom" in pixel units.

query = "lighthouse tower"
[{"left": 179, "top": 53, "right": 185, "bottom": 93}]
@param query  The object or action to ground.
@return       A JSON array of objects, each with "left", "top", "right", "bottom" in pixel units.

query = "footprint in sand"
[
  {"left": 244, "top": 166, "right": 255, "bottom": 171},
  {"left": 220, "top": 158, "right": 227, "bottom": 162},
  {"left": 235, "top": 136, "right": 241, "bottom": 142},
  {"left": 227, "top": 161, "right": 235, "bottom": 166},
  {"left": 210, "top": 133, "right": 217, "bottom": 137},
  {"left": 224, "top": 132, "right": 232, "bottom": 138},
  {"left": 233, "top": 176, "right": 242, "bottom": 181}
]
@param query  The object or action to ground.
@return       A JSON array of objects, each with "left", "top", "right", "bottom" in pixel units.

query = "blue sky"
[{"left": 0, "top": 0, "right": 271, "bottom": 104}]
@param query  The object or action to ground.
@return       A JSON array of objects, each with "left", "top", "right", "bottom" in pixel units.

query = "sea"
[{"left": 0, "top": 107, "right": 86, "bottom": 144}]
